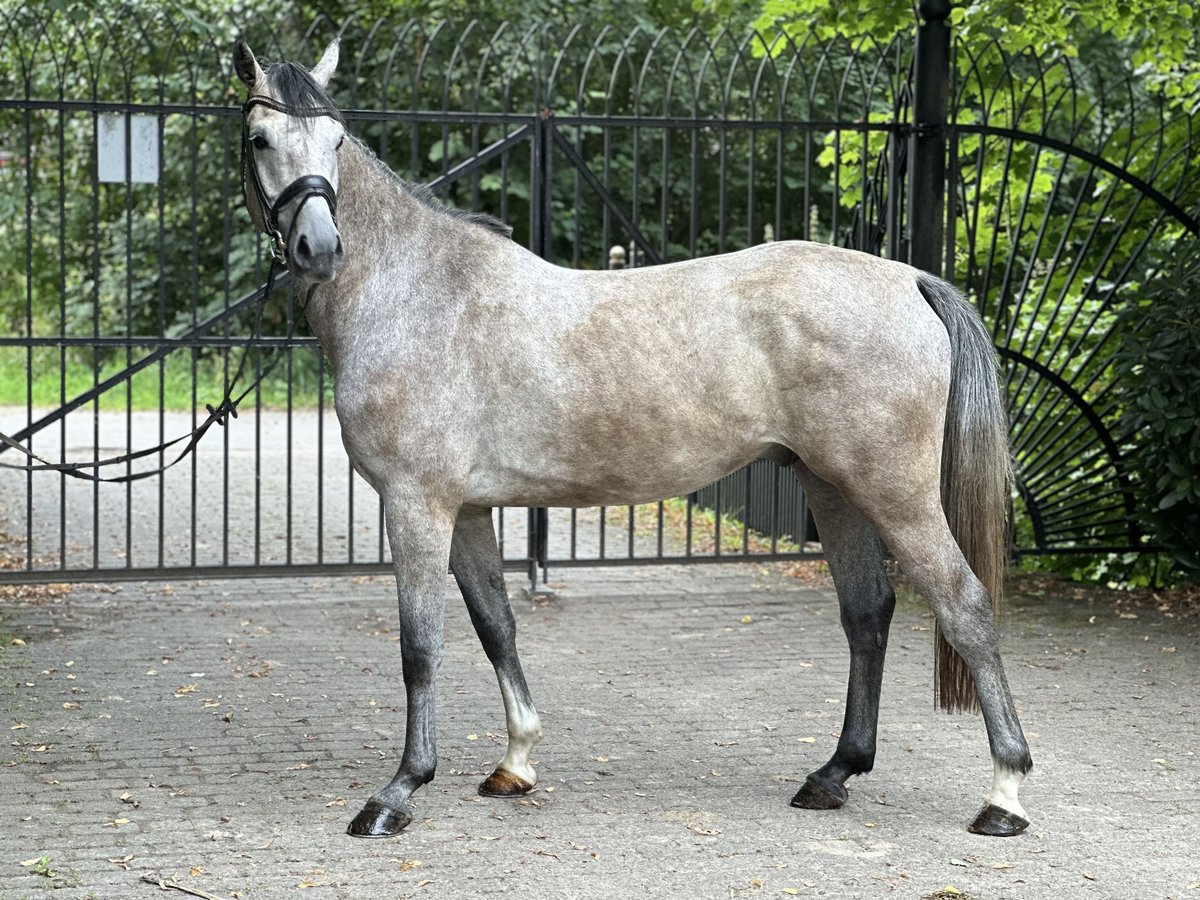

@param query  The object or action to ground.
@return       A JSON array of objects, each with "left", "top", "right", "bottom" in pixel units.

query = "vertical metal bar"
[
  {"left": 742, "top": 467, "right": 751, "bottom": 554},
  {"left": 23, "top": 95, "right": 34, "bottom": 571},
  {"left": 656, "top": 501, "right": 664, "bottom": 557},
  {"left": 57, "top": 105, "right": 67, "bottom": 570},
  {"left": 714, "top": 481, "right": 722, "bottom": 556},
  {"left": 220, "top": 116, "right": 231, "bottom": 569},
  {"left": 317, "top": 348, "right": 325, "bottom": 564},
  {"left": 286, "top": 305, "right": 294, "bottom": 565},
  {"left": 124, "top": 105, "right": 133, "bottom": 568},
  {"left": 529, "top": 111, "right": 553, "bottom": 584},
  {"left": 909, "top": 0, "right": 951, "bottom": 276},
  {"left": 91, "top": 109, "right": 101, "bottom": 571}
]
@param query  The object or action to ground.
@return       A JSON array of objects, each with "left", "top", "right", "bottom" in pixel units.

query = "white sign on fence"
[{"left": 97, "top": 114, "right": 159, "bottom": 184}]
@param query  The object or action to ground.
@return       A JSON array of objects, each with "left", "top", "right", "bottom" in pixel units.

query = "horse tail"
[{"left": 915, "top": 272, "right": 1012, "bottom": 714}]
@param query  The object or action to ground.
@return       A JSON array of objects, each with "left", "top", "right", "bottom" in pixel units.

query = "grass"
[
  {"left": 0, "top": 346, "right": 330, "bottom": 412},
  {"left": 605, "top": 497, "right": 822, "bottom": 557}
]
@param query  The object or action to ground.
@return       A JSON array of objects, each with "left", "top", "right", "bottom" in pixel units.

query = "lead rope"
[
  {"left": 0, "top": 258, "right": 293, "bottom": 483},
  {"left": 0, "top": 94, "right": 338, "bottom": 483}
]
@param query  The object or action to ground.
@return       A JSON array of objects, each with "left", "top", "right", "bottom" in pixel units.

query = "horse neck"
[{"left": 304, "top": 139, "right": 447, "bottom": 368}]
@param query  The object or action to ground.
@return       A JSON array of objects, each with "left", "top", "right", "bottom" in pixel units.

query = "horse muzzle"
[{"left": 290, "top": 216, "right": 344, "bottom": 283}]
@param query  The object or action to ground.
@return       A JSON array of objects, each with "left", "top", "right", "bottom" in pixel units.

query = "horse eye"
[
  {"left": 250, "top": 134, "right": 269, "bottom": 151},
  {"left": 336, "top": 134, "right": 345, "bottom": 150}
]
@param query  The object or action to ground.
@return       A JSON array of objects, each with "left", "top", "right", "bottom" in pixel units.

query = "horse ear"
[
  {"left": 234, "top": 40, "right": 265, "bottom": 90},
  {"left": 311, "top": 39, "right": 339, "bottom": 89}
]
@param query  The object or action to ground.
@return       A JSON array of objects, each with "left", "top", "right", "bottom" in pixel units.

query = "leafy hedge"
[{"left": 1115, "top": 241, "right": 1200, "bottom": 582}]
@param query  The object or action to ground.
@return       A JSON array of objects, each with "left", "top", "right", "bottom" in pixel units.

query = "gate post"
[
  {"left": 909, "top": 0, "right": 951, "bottom": 277},
  {"left": 527, "top": 109, "right": 553, "bottom": 591}
]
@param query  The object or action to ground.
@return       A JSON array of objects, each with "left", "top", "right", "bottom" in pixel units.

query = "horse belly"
[{"left": 466, "top": 376, "right": 776, "bottom": 508}]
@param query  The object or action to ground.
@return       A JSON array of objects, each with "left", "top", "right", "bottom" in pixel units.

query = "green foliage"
[{"left": 1113, "top": 242, "right": 1200, "bottom": 581}]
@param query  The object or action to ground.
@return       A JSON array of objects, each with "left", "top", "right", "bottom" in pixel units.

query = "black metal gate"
[{"left": 1, "top": 5, "right": 1196, "bottom": 585}]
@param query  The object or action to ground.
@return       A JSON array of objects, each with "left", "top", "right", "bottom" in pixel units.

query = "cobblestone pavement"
[{"left": 1, "top": 564, "right": 1197, "bottom": 900}]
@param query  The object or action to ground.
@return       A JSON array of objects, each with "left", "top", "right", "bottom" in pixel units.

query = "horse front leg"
[
  {"left": 347, "top": 493, "right": 457, "bottom": 838},
  {"left": 789, "top": 467, "right": 895, "bottom": 811},
  {"left": 449, "top": 505, "right": 543, "bottom": 796}
]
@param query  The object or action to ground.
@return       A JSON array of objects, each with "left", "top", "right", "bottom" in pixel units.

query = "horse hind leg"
[
  {"left": 449, "top": 505, "right": 543, "bottom": 797},
  {"left": 788, "top": 464, "right": 896, "bottom": 812},
  {"left": 873, "top": 497, "right": 1033, "bottom": 836}
]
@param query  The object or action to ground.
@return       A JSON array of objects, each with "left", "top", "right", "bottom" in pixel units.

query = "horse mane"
[
  {"left": 348, "top": 135, "right": 514, "bottom": 240},
  {"left": 402, "top": 180, "right": 514, "bottom": 239}
]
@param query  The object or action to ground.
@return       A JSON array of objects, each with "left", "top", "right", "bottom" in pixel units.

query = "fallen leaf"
[
  {"left": 949, "top": 858, "right": 969, "bottom": 867},
  {"left": 1082, "top": 872, "right": 1096, "bottom": 881},
  {"left": 467, "top": 734, "right": 479, "bottom": 741},
  {"left": 174, "top": 684, "right": 198, "bottom": 696},
  {"left": 10, "top": 638, "right": 25, "bottom": 646},
  {"left": 798, "top": 737, "right": 816, "bottom": 744},
  {"left": 992, "top": 862, "right": 1014, "bottom": 869},
  {"left": 298, "top": 879, "right": 326, "bottom": 888},
  {"left": 397, "top": 859, "right": 422, "bottom": 872},
  {"left": 595, "top": 755, "right": 610, "bottom": 762},
  {"left": 103, "top": 817, "right": 130, "bottom": 827},
  {"left": 11, "top": 723, "right": 28, "bottom": 730},
  {"left": 741, "top": 615, "right": 753, "bottom": 624},
  {"left": 417, "top": 879, "right": 433, "bottom": 887},
  {"left": 107, "top": 855, "right": 134, "bottom": 869},
  {"left": 688, "top": 825, "right": 721, "bottom": 836},
  {"left": 782, "top": 890, "right": 800, "bottom": 896},
  {"left": 289, "top": 763, "right": 310, "bottom": 770},
  {"left": 325, "top": 797, "right": 346, "bottom": 807},
  {"left": 62, "top": 702, "right": 80, "bottom": 710},
  {"left": 189, "top": 866, "right": 205, "bottom": 876},
  {"left": 750, "top": 878, "right": 764, "bottom": 887}
]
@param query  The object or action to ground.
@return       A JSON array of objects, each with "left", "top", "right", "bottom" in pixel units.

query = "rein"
[{"left": 0, "top": 96, "right": 341, "bottom": 483}]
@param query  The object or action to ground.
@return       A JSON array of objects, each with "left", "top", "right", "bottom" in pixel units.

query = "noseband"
[{"left": 242, "top": 95, "right": 342, "bottom": 261}]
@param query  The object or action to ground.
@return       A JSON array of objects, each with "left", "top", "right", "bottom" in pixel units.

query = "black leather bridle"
[{"left": 242, "top": 94, "right": 342, "bottom": 262}]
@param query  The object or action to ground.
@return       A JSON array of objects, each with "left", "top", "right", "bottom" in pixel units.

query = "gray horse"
[{"left": 234, "top": 40, "right": 1032, "bottom": 839}]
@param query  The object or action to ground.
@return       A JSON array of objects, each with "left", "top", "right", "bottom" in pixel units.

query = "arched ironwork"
[{"left": 0, "top": 4, "right": 1195, "bottom": 582}]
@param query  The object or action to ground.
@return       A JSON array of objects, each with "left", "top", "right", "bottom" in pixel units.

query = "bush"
[{"left": 1114, "top": 239, "right": 1200, "bottom": 582}]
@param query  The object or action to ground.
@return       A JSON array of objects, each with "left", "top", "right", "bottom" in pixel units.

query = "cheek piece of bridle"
[{"left": 242, "top": 94, "right": 342, "bottom": 263}]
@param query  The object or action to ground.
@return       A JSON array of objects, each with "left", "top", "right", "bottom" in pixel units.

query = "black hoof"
[
  {"left": 479, "top": 768, "right": 535, "bottom": 798},
  {"left": 790, "top": 775, "right": 848, "bottom": 810},
  {"left": 346, "top": 799, "right": 413, "bottom": 838},
  {"left": 967, "top": 803, "right": 1030, "bottom": 837}
]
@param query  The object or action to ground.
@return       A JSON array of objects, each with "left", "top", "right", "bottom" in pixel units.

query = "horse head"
[{"left": 235, "top": 40, "right": 346, "bottom": 283}]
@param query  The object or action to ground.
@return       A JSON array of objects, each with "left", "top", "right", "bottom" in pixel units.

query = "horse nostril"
[
  {"left": 334, "top": 236, "right": 344, "bottom": 258},
  {"left": 296, "top": 235, "right": 311, "bottom": 260}
]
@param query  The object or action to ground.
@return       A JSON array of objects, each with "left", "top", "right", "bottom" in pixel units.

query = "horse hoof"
[
  {"left": 479, "top": 768, "right": 535, "bottom": 798},
  {"left": 346, "top": 799, "right": 413, "bottom": 838},
  {"left": 967, "top": 803, "right": 1029, "bottom": 837},
  {"left": 790, "top": 775, "right": 848, "bottom": 810}
]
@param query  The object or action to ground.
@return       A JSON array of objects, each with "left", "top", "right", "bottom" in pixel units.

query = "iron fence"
[{"left": 0, "top": 4, "right": 1196, "bottom": 585}]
